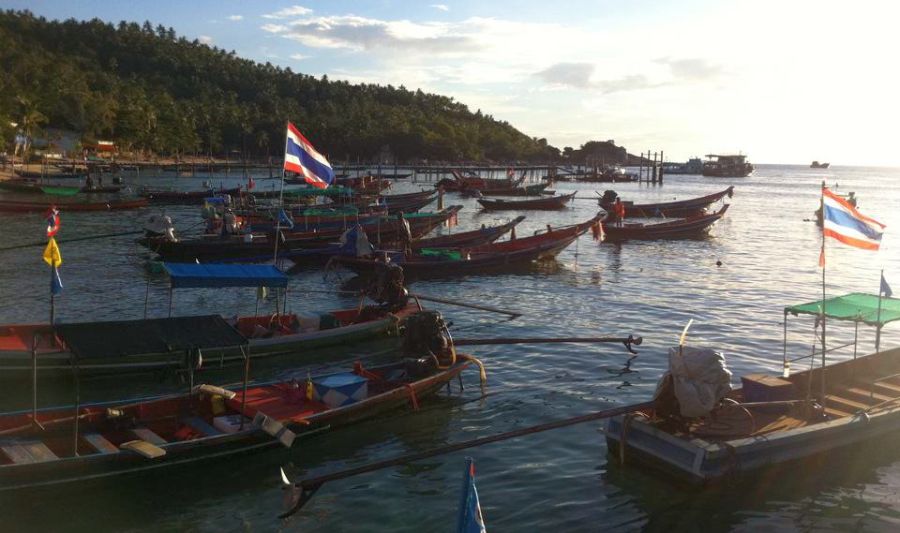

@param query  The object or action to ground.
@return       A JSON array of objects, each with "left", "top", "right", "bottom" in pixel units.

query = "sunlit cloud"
[
  {"left": 227, "top": 15, "right": 243, "bottom": 21},
  {"left": 198, "top": 35, "right": 214, "bottom": 45},
  {"left": 289, "top": 53, "right": 309, "bottom": 60},
  {"left": 534, "top": 62, "right": 595, "bottom": 89},
  {"left": 262, "top": 5, "right": 313, "bottom": 19},
  {"left": 431, "top": 4, "right": 449, "bottom": 11},
  {"left": 655, "top": 57, "right": 723, "bottom": 81},
  {"left": 250, "top": 1, "right": 900, "bottom": 164},
  {"left": 262, "top": 15, "right": 478, "bottom": 54}
]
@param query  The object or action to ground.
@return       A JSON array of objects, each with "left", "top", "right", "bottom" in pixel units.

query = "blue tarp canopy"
[{"left": 163, "top": 263, "right": 289, "bottom": 289}]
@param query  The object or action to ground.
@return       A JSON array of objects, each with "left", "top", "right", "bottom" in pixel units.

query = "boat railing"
[
  {"left": 785, "top": 340, "right": 857, "bottom": 365},
  {"left": 867, "top": 371, "right": 900, "bottom": 401}
]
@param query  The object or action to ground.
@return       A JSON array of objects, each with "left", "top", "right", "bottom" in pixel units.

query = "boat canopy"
[
  {"left": 785, "top": 292, "right": 900, "bottom": 327},
  {"left": 163, "top": 263, "right": 289, "bottom": 289},
  {"left": 54, "top": 315, "right": 247, "bottom": 359}
]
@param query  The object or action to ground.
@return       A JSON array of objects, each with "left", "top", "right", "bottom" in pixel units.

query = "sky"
[{"left": 7, "top": 0, "right": 900, "bottom": 165}]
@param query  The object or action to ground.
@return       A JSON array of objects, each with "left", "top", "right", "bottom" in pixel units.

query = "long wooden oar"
[
  {"left": 410, "top": 294, "right": 522, "bottom": 318},
  {"left": 293, "top": 288, "right": 523, "bottom": 318},
  {"left": 453, "top": 335, "right": 642, "bottom": 353},
  {"left": 279, "top": 399, "right": 655, "bottom": 518},
  {"left": 0, "top": 230, "right": 146, "bottom": 252}
]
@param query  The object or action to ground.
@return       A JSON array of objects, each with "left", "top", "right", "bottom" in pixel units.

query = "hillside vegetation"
[{"left": 0, "top": 10, "right": 566, "bottom": 162}]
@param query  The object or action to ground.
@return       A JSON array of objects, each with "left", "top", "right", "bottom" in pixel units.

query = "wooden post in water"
[
  {"left": 638, "top": 152, "right": 643, "bottom": 183},
  {"left": 659, "top": 151, "right": 664, "bottom": 184}
]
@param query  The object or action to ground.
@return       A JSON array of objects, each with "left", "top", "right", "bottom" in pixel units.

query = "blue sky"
[{"left": 6, "top": 1, "right": 900, "bottom": 165}]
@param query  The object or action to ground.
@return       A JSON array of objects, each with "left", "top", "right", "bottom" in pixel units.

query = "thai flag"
[
  {"left": 46, "top": 207, "right": 60, "bottom": 238},
  {"left": 822, "top": 187, "right": 885, "bottom": 250},
  {"left": 456, "top": 458, "right": 486, "bottom": 533},
  {"left": 283, "top": 122, "right": 334, "bottom": 189}
]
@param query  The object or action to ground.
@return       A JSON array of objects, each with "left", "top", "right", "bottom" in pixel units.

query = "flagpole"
[
  {"left": 49, "top": 266, "right": 55, "bottom": 325},
  {"left": 876, "top": 268, "right": 885, "bottom": 352},
  {"left": 273, "top": 121, "right": 288, "bottom": 264},
  {"left": 820, "top": 181, "right": 827, "bottom": 404}
]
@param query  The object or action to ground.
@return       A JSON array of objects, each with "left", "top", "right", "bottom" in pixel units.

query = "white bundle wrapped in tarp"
[
  {"left": 657, "top": 346, "right": 733, "bottom": 418},
  {"left": 338, "top": 224, "right": 374, "bottom": 257}
]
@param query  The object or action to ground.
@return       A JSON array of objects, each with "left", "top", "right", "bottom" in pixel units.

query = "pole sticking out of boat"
[
  {"left": 820, "top": 181, "right": 828, "bottom": 407},
  {"left": 273, "top": 121, "right": 289, "bottom": 265},
  {"left": 278, "top": 399, "right": 656, "bottom": 518},
  {"left": 411, "top": 294, "right": 522, "bottom": 318},
  {"left": 452, "top": 335, "right": 642, "bottom": 354}
]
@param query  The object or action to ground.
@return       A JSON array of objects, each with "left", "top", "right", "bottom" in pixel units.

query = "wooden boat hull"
[
  {"left": 0, "top": 359, "right": 471, "bottom": 491},
  {"left": 478, "top": 183, "right": 550, "bottom": 197},
  {"left": 477, "top": 192, "right": 576, "bottom": 211},
  {"left": 0, "top": 303, "right": 419, "bottom": 378},
  {"left": 143, "top": 207, "right": 463, "bottom": 261},
  {"left": 140, "top": 187, "right": 242, "bottom": 204},
  {"left": 601, "top": 186, "right": 733, "bottom": 218},
  {"left": 0, "top": 198, "right": 148, "bottom": 212},
  {"left": 605, "top": 346, "right": 900, "bottom": 484},
  {"left": 283, "top": 216, "right": 525, "bottom": 266},
  {"left": 602, "top": 205, "right": 729, "bottom": 241},
  {"left": 335, "top": 215, "right": 597, "bottom": 278}
]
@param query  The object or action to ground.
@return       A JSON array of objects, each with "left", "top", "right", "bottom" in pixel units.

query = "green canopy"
[{"left": 785, "top": 292, "right": 900, "bottom": 327}]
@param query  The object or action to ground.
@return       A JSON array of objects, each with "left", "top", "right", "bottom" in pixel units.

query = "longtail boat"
[
  {"left": 142, "top": 207, "right": 463, "bottom": 261},
  {"left": 0, "top": 197, "right": 148, "bottom": 212},
  {"left": 477, "top": 191, "right": 576, "bottom": 211},
  {"left": 334, "top": 214, "right": 600, "bottom": 279},
  {"left": 281, "top": 216, "right": 526, "bottom": 266},
  {"left": 0, "top": 354, "right": 473, "bottom": 490},
  {"left": 80, "top": 185, "right": 123, "bottom": 194},
  {"left": 601, "top": 205, "right": 729, "bottom": 241},
  {"left": 0, "top": 264, "right": 420, "bottom": 378},
  {"left": 436, "top": 171, "right": 522, "bottom": 192},
  {"left": 140, "top": 187, "right": 242, "bottom": 204},
  {"left": 599, "top": 186, "right": 734, "bottom": 218},
  {"left": 479, "top": 183, "right": 551, "bottom": 197},
  {"left": 606, "top": 293, "right": 900, "bottom": 484}
]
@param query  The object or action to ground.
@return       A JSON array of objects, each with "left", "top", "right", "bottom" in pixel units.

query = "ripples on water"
[{"left": 1, "top": 165, "right": 899, "bottom": 531}]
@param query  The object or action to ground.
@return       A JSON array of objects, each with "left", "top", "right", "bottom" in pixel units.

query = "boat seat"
[
  {"left": 83, "top": 433, "right": 119, "bottom": 454},
  {"left": 130, "top": 427, "right": 167, "bottom": 446},
  {"left": 185, "top": 416, "right": 223, "bottom": 437},
  {"left": 0, "top": 441, "right": 58, "bottom": 464}
]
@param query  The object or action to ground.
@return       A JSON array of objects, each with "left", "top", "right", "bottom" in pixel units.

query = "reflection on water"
[{"left": 1, "top": 165, "right": 900, "bottom": 530}]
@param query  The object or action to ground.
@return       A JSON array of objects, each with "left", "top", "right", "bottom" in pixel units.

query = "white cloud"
[
  {"left": 262, "top": 5, "right": 313, "bottom": 19},
  {"left": 227, "top": 15, "right": 243, "bottom": 21},
  {"left": 198, "top": 35, "right": 214, "bottom": 45},
  {"left": 252, "top": 2, "right": 900, "bottom": 164},
  {"left": 290, "top": 53, "right": 309, "bottom": 60},
  {"left": 263, "top": 15, "right": 476, "bottom": 54},
  {"left": 431, "top": 4, "right": 449, "bottom": 11}
]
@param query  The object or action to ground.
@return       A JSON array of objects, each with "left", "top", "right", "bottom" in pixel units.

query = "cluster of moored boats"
[
  {"left": 9, "top": 166, "right": 895, "bottom": 521},
  {"left": 0, "top": 167, "right": 740, "bottom": 496}
]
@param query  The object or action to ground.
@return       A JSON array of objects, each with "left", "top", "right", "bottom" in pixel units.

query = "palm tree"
[{"left": 16, "top": 97, "right": 47, "bottom": 159}]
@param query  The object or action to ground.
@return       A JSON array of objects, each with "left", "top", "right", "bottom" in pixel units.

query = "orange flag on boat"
[{"left": 43, "top": 237, "right": 62, "bottom": 268}]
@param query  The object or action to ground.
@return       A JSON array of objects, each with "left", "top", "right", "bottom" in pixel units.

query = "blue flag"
[
  {"left": 277, "top": 209, "right": 295, "bottom": 230},
  {"left": 882, "top": 272, "right": 893, "bottom": 298},
  {"left": 51, "top": 266, "right": 63, "bottom": 295},
  {"left": 456, "top": 458, "right": 486, "bottom": 533}
]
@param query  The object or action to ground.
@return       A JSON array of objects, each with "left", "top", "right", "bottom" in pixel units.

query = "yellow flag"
[
  {"left": 43, "top": 237, "right": 62, "bottom": 267},
  {"left": 305, "top": 372, "right": 314, "bottom": 401}
]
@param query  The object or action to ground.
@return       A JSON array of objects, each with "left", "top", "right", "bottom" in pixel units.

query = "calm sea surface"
[{"left": 1, "top": 164, "right": 899, "bottom": 532}]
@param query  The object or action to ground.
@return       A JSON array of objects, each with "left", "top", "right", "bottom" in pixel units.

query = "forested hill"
[{"left": 0, "top": 10, "right": 560, "bottom": 162}]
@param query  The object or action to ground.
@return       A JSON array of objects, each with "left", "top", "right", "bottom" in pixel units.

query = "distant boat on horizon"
[
  {"left": 702, "top": 154, "right": 753, "bottom": 177},
  {"left": 810, "top": 161, "right": 830, "bottom": 168}
]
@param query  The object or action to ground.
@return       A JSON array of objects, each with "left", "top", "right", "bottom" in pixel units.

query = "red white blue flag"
[
  {"left": 46, "top": 206, "right": 60, "bottom": 238},
  {"left": 283, "top": 122, "right": 334, "bottom": 189},
  {"left": 456, "top": 458, "right": 486, "bottom": 533},
  {"left": 822, "top": 187, "right": 885, "bottom": 251}
]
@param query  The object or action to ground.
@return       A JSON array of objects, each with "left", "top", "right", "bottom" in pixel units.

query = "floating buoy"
[{"left": 716, "top": 259, "right": 722, "bottom": 267}]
